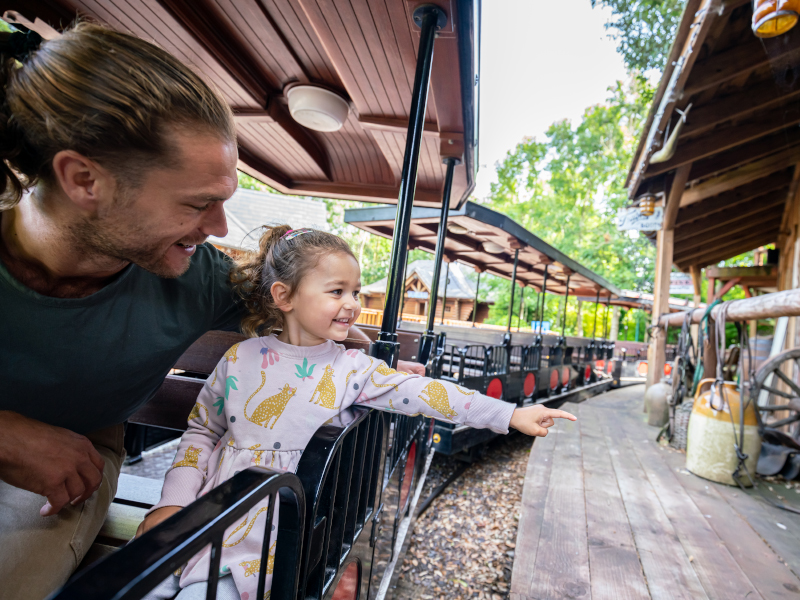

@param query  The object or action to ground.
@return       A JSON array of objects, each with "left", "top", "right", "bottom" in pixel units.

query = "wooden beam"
[
  {"left": 665, "top": 165, "right": 692, "bottom": 230},
  {"left": 681, "top": 145, "right": 800, "bottom": 205},
  {"left": 678, "top": 169, "right": 792, "bottom": 218},
  {"left": 683, "top": 29, "right": 800, "bottom": 97},
  {"left": 712, "top": 277, "right": 742, "bottom": 303},
  {"left": 682, "top": 76, "right": 800, "bottom": 139},
  {"left": 659, "top": 288, "right": 800, "bottom": 327},
  {"left": 706, "top": 265, "right": 778, "bottom": 280},
  {"left": 690, "top": 265, "right": 703, "bottom": 299},
  {"left": 645, "top": 103, "right": 800, "bottom": 177},
  {"left": 687, "top": 128, "right": 800, "bottom": 186},
  {"left": 781, "top": 164, "right": 800, "bottom": 235},
  {"left": 676, "top": 214, "right": 785, "bottom": 256},
  {"left": 287, "top": 181, "right": 443, "bottom": 205},
  {"left": 358, "top": 116, "right": 463, "bottom": 142},
  {"left": 676, "top": 230, "right": 780, "bottom": 267},
  {"left": 675, "top": 189, "right": 788, "bottom": 241}
]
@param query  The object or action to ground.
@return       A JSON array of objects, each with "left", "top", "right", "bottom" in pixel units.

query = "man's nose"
[{"left": 200, "top": 202, "right": 228, "bottom": 238}]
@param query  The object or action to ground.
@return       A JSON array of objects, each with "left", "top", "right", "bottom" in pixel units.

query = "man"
[{"left": 0, "top": 24, "right": 420, "bottom": 599}]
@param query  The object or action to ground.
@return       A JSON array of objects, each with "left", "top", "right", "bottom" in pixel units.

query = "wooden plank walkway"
[{"left": 510, "top": 385, "right": 800, "bottom": 600}]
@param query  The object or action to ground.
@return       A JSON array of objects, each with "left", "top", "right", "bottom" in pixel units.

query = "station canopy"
[
  {"left": 344, "top": 201, "right": 622, "bottom": 299},
  {"left": 16, "top": 0, "right": 479, "bottom": 208}
]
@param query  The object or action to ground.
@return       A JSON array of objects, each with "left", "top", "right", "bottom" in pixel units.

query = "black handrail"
[{"left": 50, "top": 470, "right": 305, "bottom": 600}]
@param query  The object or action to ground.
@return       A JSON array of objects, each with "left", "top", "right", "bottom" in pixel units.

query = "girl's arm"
[
  {"left": 146, "top": 356, "right": 230, "bottom": 514},
  {"left": 352, "top": 359, "right": 575, "bottom": 437}
]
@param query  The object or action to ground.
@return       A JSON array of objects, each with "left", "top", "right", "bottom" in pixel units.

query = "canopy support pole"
[
  {"left": 471, "top": 271, "right": 481, "bottom": 328},
  {"left": 373, "top": 5, "right": 443, "bottom": 366},
  {"left": 517, "top": 286, "right": 526, "bottom": 332},
  {"left": 536, "top": 265, "right": 549, "bottom": 369},
  {"left": 440, "top": 261, "right": 450, "bottom": 325},
  {"left": 507, "top": 248, "right": 520, "bottom": 332},
  {"left": 418, "top": 156, "right": 458, "bottom": 364},
  {"left": 561, "top": 275, "right": 572, "bottom": 338}
]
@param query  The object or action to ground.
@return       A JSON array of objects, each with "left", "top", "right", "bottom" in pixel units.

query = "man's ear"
[
  {"left": 271, "top": 281, "right": 293, "bottom": 313},
  {"left": 51, "top": 150, "right": 116, "bottom": 215}
]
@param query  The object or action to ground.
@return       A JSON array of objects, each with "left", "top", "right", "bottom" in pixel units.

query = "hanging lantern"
[
  {"left": 635, "top": 193, "right": 657, "bottom": 216},
  {"left": 753, "top": 0, "right": 800, "bottom": 38}
]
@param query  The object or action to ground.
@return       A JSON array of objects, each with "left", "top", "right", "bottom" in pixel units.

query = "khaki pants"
[{"left": 0, "top": 424, "right": 125, "bottom": 600}]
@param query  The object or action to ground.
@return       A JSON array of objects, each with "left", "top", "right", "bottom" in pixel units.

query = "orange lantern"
[
  {"left": 636, "top": 193, "right": 657, "bottom": 216},
  {"left": 753, "top": 0, "right": 800, "bottom": 38}
]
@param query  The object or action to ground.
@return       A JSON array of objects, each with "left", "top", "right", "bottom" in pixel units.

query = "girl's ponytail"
[
  {"left": 230, "top": 224, "right": 357, "bottom": 338},
  {"left": 231, "top": 225, "right": 292, "bottom": 338}
]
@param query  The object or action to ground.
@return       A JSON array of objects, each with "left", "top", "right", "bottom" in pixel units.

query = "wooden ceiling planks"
[
  {"left": 18, "top": 0, "right": 477, "bottom": 206},
  {"left": 629, "top": 0, "right": 800, "bottom": 268}
]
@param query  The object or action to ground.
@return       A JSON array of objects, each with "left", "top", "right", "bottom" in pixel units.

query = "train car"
[{"left": 343, "top": 201, "right": 622, "bottom": 457}]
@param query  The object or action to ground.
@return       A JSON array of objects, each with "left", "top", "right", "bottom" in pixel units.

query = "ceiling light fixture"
[
  {"left": 448, "top": 223, "right": 469, "bottom": 235},
  {"left": 753, "top": 0, "right": 800, "bottom": 37},
  {"left": 286, "top": 85, "right": 350, "bottom": 132},
  {"left": 483, "top": 241, "right": 504, "bottom": 254}
]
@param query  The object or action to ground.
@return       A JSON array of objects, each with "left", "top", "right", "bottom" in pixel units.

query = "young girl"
[{"left": 139, "top": 226, "right": 576, "bottom": 600}]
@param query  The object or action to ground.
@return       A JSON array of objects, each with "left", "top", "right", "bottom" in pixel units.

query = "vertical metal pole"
[
  {"left": 418, "top": 157, "right": 458, "bottom": 364},
  {"left": 507, "top": 248, "right": 520, "bottom": 332},
  {"left": 440, "top": 261, "right": 450, "bottom": 325},
  {"left": 471, "top": 271, "right": 481, "bottom": 327},
  {"left": 538, "top": 265, "right": 549, "bottom": 330},
  {"left": 398, "top": 254, "right": 408, "bottom": 325},
  {"left": 517, "top": 286, "right": 525, "bottom": 331},
  {"left": 561, "top": 275, "right": 571, "bottom": 337},
  {"left": 591, "top": 289, "right": 600, "bottom": 340},
  {"left": 603, "top": 302, "right": 610, "bottom": 340},
  {"left": 374, "top": 5, "right": 443, "bottom": 365}
]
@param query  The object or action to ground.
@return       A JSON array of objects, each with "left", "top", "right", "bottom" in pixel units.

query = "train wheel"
[
  {"left": 486, "top": 378, "right": 503, "bottom": 399},
  {"left": 523, "top": 372, "right": 536, "bottom": 397},
  {"left": 399, "top": 441, "right": 417, "bottom": 510},
  {"left": 331, "top": 561, "right": 360, "bottom": 600},
  {"left": 607, "top": 361, "right": 614, "bottom": 374},
  {"left": 561, "top": 367, "right": 570, "bottom": 387},
  {"left": 596, "top": 360, "right": 605, "bottom": 371},
  {"left": 584, "top": 365, "right": 591, "bottom": 381},
  {"left": 549, "top": 369, "right": 559, "bottom": 391}
]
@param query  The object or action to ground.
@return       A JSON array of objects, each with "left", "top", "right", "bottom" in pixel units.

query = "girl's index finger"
[{"left": 548, "top": 409, "right": 577, "bottom": 421}]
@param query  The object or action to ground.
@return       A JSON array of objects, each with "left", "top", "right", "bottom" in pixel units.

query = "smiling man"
[{"left": 0, "top": 22, "right": 356, "bottom": 600}]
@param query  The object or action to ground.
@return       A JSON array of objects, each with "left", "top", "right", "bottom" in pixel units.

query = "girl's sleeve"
[
  {"left": 351, "top": 357, "right": 515, "bottom": 434},
  {"left": 148, "top": 354, "right": 231, "bottom": 512}
]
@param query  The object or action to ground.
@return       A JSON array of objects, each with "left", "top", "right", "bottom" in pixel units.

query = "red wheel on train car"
[
  {"left": 584, "top": 365, "right": 591, "bottom": 381},
  {"left": 607, "top": 361, "right": 614, "bottom": 374},
  {"left": 561, "top": 367, "right": 569, "bottom": 386},
  {"left": 523, "top": 372, "right": 536, "bottom": 397},
  {"left": 596, "top": 359, "right": 605, "bottom": 370},
  {"left": 486, "top": 378, "right": 503, "bottom": 399},
  {"left": 399, "top": 441, "right": 417, "bottom": 509},
  {"left": 549, "top": 369, "right": 559, "bottom": 391},
  {"left": 331, "top": 561, "right": 361, "bottom": 600}
]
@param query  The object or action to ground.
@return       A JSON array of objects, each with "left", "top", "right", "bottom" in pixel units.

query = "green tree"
[
  {"left": 480, "top": 79, "right": 657, "bottom": 327},
  {"left": 591, "top": 0, "right": 687, "bottom": 73}
]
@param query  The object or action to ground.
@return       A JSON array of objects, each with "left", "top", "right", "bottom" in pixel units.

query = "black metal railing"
[{"left": 51, "top": 470, "right": 305, "bottom": 600}]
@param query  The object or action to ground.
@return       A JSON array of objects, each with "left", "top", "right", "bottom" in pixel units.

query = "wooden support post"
[
  {"left": 690, "top": 265, "right": 702, "bottom": 348},
  {"left": 647, "top": 164, "right": 691, "bottom": 390}
]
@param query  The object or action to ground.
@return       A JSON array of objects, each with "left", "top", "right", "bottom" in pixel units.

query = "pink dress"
[{"left": 150, "top": 335, "right": 515, "bottom": 599}]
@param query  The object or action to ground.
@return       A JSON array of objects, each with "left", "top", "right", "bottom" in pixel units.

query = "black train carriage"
[
  {"left": 27, "top": 0, "right": 481, "bottom": 598},
  {"left": 344, "top": 201, "right": 621, "bottom": 457}
]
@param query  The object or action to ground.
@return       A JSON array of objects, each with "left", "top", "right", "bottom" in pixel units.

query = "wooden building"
[
  {"left": 627, "top": 0, "right": 800, "bottom": 384},
  {"left": 360, "top": 259, "right": 492, "bottom": 323}
]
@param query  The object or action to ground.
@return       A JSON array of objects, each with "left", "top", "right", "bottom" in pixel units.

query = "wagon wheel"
[{"left": 753, "top": 348, "right": 800, "bottom": 440}]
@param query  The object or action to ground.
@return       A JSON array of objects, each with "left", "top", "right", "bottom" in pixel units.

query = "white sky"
[{"left": 473, "top": 0, "right": 629, "bottom": 200}]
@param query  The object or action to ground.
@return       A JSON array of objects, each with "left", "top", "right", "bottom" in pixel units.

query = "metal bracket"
[{"left": 413, "top": 4, "right": 448, "bottom": 30}]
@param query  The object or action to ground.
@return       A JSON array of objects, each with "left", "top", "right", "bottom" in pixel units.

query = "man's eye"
[{"left": 191, "top": 204, "right": 210, "bottom": 212}]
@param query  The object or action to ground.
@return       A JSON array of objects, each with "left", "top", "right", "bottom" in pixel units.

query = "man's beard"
[{"left": 68, "top": 214, "right": 192, "bottom": 279}]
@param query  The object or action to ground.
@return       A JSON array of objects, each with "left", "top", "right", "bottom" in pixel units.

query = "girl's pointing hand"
[{"left": 509, "top": 405, "right": 577, "bottom": 437}]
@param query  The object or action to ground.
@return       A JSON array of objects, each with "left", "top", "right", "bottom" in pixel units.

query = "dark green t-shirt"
[{"left": 0, "top": 243, "right": 245, "bottom": 434}]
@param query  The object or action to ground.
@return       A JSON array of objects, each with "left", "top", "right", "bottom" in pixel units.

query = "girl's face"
[{"left": 277, "top": 251, "right": 362, "bottom": 346}]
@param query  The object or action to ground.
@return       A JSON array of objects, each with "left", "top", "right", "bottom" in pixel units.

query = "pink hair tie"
[{"left": 281, "top": 228, "right": 312, "bottom": 241}]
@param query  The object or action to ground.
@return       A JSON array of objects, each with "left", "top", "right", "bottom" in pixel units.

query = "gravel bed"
[{"left": 390, "top": 432, "right": 532, "bottom": 600}]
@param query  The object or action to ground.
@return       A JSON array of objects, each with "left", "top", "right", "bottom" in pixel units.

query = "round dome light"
[
  {"left": 447, "top": 223, "right": 469, "bottom": 235},
  {"left": 286, "top": 86, "right": 350, "bottom": 132},
  {"left": 483, "top": 241, "right": 504, "bottom": 254}
]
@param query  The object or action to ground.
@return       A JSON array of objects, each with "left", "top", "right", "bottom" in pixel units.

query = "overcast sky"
[{"left": 473, "top": 0, "right": 629, "bottom": 199}]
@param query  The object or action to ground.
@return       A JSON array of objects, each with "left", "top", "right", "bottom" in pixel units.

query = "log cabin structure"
[
  {"left": 359, "top": 259, "right": 492, "bottom": 322},
  {"left": 628, "top": 0, "right": 800, "bottom": 386}
]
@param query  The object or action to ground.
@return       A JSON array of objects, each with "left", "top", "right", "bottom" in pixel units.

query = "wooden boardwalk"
[{"left": 510, "top": 385, "right": 800, "bottom": 600}]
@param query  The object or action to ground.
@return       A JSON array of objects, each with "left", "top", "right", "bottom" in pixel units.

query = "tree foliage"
[
  {"left": 591, "top": 0, "right": 687, "bottom": 73},
  {"left": 479, "top": 79, "right": 656, "bottom": 329}
]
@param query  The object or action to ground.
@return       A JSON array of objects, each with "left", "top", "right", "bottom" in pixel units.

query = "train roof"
[
  {"left": 344, "top": 201, "right": 622, "bottom": 298},
  {"left": 17, "top": 0, "right": 480, "bottom": 208}
]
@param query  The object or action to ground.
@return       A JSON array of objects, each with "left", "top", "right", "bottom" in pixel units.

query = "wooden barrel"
[{"left": 686, "top": 378, "right": 761, "bottom": 486}]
